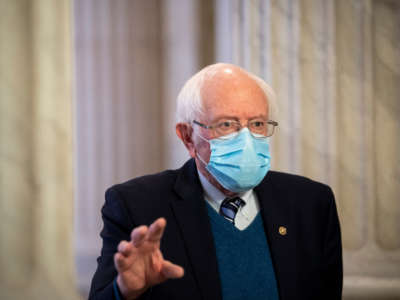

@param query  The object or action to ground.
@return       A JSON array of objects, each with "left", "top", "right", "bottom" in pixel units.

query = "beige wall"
[
  {"left": 73, "top": 1, "right": 165, "bottom": 293},
  {"left": 0, "top": 0, "right": 81, "bottom": 299},
  {"left": 73, "top": 0, "right": 215, "bottom": 296}
]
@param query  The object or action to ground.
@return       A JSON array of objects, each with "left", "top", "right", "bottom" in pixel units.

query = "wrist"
[{"left": 116, "top": 275, "right": 147, "bottom": 300}]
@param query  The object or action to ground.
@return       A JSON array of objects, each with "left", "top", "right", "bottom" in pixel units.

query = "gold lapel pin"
[{"left": 279, "top": 226, "right": 287, "bottom": 236}]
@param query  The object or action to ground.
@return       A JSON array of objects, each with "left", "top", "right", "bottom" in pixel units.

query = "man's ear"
[{"left": 176, "top": 123, "right": 196, "bottom": 158}]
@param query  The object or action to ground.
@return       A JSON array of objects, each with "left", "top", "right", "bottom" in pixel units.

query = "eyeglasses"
[{"left": 192, "top": 119, "right": 278, "bottom": 138}]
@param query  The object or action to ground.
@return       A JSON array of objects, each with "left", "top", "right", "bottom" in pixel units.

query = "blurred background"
[{"left": 0, "top": 0, "right": 399, "bottom": 299}]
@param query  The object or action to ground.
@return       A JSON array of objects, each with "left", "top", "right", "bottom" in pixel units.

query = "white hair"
[{"left": 175, "top": 63, "right": 278, "bottom": 124}]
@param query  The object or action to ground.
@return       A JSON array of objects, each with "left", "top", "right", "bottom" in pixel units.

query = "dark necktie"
[{"left": 219, "top": 197, "right": 245, "bottom": 225}]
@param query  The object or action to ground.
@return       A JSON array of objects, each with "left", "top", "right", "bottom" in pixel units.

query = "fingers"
[
  {"left": 115, "top": 240, "right": 134, "bottom": 271},
  {"left": 118, "top": 240, "right": 133, "bottom": 257},
  {"left": 147, "top": 218, "right": 166, "bottom": 243},
  {"left": 131, "top": 225, "right": 148, "bottom": 247},
  {"left": 115, "top": 218, "right": 183, "bottom": 290},
  {"left": 161, "top": 260, "right": 184, "bottom": 279},
  {"left": 116, "top": 218, "right": 167, "bottom": 274},
  {"left": 114, "top": 252, "right": 130, "bottom": 271},
  {"left": 129, "top": 218, "right": 166, "bottom": 248}
]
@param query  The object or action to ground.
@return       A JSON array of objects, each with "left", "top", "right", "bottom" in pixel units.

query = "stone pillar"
[
  {"left": 73, "top": 0, "right": 215, "bottom": 296},
  {"left": 73, "top": 0, "right": 164, "bottom": 295},
  {"left": 0, "top": 0, "right": 81, "bottom": 299},
  {"left": 215, "top": 0, "right": 400, "bottom": 299},
  {"left": 161, "top": 0, "right": 215, "bottom": 169},
  {"left": 160, "top": 0, "right": 202, "bottom": 169}
]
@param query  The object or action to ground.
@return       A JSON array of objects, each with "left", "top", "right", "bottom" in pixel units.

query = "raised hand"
[{"left": 114, "top": 218, "right": 184, "bottom": 299}]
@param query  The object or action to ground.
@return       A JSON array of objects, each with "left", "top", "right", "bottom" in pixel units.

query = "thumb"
[{"left": 160, "top": 260, "right": 184, "bottom": 279}]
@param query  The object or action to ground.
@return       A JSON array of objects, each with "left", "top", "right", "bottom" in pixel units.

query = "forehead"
[{"left": 200, "top": 68, "right": 268, "bottom": 122}]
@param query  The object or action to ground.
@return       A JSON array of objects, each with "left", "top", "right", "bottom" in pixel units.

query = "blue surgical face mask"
[{"left": 196, "top": 128, "right": 271, "bottom": 193}]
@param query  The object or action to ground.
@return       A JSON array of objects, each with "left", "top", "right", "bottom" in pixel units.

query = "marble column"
[
  {"left": 160, "top": 0, "right": 203, "bottom": 169},
  {"left": 73, "top": 0, "right": 164, "bottom": 295},
  {"left": 215, "top": 0, "right": 400, "bottom": 299},
  {"left": 161, "top": 0, "right": 215, "bottom": 169},
  {"left": 73, "top": 0, "right": 215, "bottom": 296},
  {"left": 0, "top": 0, "right": 81, "bottom": 299}
]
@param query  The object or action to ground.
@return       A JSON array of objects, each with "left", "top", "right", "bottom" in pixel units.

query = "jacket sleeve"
[
  {"left": 322, "top": 186, "right": 343, "bottom": 299},
  {"left": 88, "top": 187, "right": 152, "bottom": 300}
]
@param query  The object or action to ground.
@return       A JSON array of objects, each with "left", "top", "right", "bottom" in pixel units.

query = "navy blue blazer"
[{"left": 89, "top": 159, "right": 342, "bottom": 300}]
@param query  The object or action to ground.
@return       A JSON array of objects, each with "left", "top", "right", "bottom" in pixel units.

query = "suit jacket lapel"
[
  {"left": 255, "top": 172, "right": 297, "bottom": 300},
  {"left": 171, "top": 159, "right": 222, "bottom": 300}
]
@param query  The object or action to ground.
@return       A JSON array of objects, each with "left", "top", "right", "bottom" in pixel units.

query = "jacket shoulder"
[
  {"left": 111, "top": 168, "right": 179, "bottom": 193},
  {"left": 108, "top": 159, "right": 197, "bottom": 197},
  {"left": 264, "top": 170, "right": 335, "bottom": 211},
  {"left": 102, "top": 168, "right": 182, "bottom": 227}
]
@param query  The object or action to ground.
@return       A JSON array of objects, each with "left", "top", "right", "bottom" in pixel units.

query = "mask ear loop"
[
  {"left": 192, "top": 131, "right": 210, "bottom": 166},
  {"left": 196, "top": 153, "right": 208, "bottom": 166}
]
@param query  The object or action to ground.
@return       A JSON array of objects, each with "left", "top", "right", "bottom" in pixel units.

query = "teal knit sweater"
[{"left": 207, "top": 204, "right": 279, "bottom": 300}]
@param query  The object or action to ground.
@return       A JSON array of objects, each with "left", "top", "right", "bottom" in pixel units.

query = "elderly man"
[{"left": 89, "top": 63, "right": 342, "bottom": 300}]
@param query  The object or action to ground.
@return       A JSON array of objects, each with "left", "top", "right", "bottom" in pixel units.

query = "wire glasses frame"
[{"left": 192, "top": 119, "right": 278, "bottom": 138}]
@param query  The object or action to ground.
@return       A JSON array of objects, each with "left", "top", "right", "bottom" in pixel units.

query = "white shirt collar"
[
  {"left": 197, "top": 169, "right": 253, "bottom": 208},
  {"left": 197, "top": 169, "right": 261, "bottom": 230}
]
